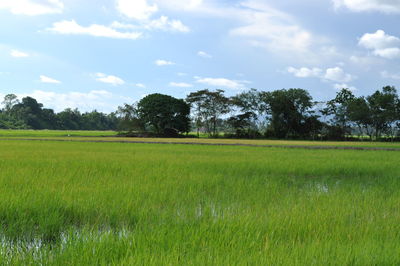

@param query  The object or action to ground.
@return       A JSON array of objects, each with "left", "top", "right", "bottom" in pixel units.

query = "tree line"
[
  {"left": 0, "top": 94, "right": 119, "bottom": 130},
  {"left": 1, "top": 86, "right": 400, "bottom": 140}
]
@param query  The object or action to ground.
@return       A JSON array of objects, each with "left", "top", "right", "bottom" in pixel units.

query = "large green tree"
[
  {"left": 137, "top": 93, "right": 190, "bottom": 135},
  {"left": 260, "top": 88, "right": 317, "bottom": 138},
  {"left": 366, "top": 86, "right": 399, "bottom": 139}
]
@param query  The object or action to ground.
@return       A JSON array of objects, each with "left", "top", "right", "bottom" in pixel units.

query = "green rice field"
[
  {"left": 2, "top": 129, "right": 400, "bottom": 149},
  {"left": 0, "top": 134, "right": 400, "bottom": 264}
]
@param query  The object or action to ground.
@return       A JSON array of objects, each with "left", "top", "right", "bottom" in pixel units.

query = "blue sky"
[{"left": 0, "top": 0, "right": 400, "bottom": 112}]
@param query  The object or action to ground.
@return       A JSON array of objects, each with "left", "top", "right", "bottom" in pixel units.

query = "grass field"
[
  {"left": 0, "top": 138, "right": 399, "bottom": 265},
  {"left": 2, "top": 129, "right": 400, "bottom": 149}
]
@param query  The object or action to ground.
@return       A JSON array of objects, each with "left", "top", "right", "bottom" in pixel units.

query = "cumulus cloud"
[
  {"left": 95, "top": 73, "right": 125, "bottom": 86},
  {"left": 116, "top": 0, "right": 204, "bottom": 19},
  {"left": 10, "top": 49, "right": 29, "bottom": 58},
  {"left": 111, "top": 16, "right": 189, "bottom": 33},
  {"left": 169, "top": 82, "right": 193, "bottom": 88},
  {"left": 114, "top": 0, "right": 190, "bottom": 33},
  {"left": 47, "top": 20, "right": 142, "bottom": 40},
  {"left": 116, "top": 0, "right": 158, "bottom": 20},
  {"left": 333, "top": 0, "right": 400, "bottom": 13},
  {"left": 40, "top": 75, "right": 61, "bottom": 84},
  {"left": 288, "top": 66, "right": 354, "bottom": 83},
  {"left": 229, "top": 0, "right": 323, "bottom": 61},
  {"left": 333, "top": 83, "right": 357, "bottom": 91},
  {"left": 155, "top": 59, "right": 175, "bottom": 66},
  {"left": 324, "top": 67, "right": 354, "bottom": 83},
  {"left": 145, "top": 16, "right": 189, "bottom": 32},
  {"left": 359, "top": 30, "right": 400, "bottom": 59},
  {"left": 197, "top": 51, "right": 212, "bottom": 58},
  {"left": 195, "top": 77, "right": 246, "bottom": 89},
  {"left": 287, "top": 67, "right": 322, "bottom": 78},
  {"left": 0, "top": 0, "right": 64, "bottom": 16},
  {"left": 155, "top": 0, "right": 203, "bottom": 11}
]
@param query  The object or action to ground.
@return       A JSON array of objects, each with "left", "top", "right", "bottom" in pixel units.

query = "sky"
[{"left": 0, "top": 0, "right": 400, "bottom": 112}]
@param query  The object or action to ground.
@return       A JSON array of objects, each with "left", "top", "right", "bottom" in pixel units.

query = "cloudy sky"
[{"left": 1, "top": 0, "right": 400, "bottom": 112}]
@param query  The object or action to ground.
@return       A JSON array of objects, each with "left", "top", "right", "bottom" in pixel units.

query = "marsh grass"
[{"left": 0, "top": 140, "right": 399, "bottom": 264}]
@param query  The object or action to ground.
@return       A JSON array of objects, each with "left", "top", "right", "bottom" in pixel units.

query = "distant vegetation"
[{"left": 2, "top": 85, "right": 400, "bottom": 140}]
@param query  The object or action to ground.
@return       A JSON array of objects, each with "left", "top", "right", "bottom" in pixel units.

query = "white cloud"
[
  {"left": 333, "top": 83, "right": 357, "bottom": 91},
  {"left": 229, "top": 1, "right": 322, "bottom": 61},
  {"left": 146, "top": 16, "right": 190, "bottom": 32},
  {"left": 155, "top": 59, "right": 175, "bottom": 66},
  {"left": 169, "top": 82, "right": 193, "bottom": 88},
  {"left": 10, "top": 49, "right": 29, "bottom": 58},
  {"left": 155, "top": 0, "right": 203, "bottom": 11},
  {"left": 288, "top": 66, "right": 354, "bottom": 83},
  {"left": 47, "top": 20, "right": 142, "bottom": 40},
  {"left": 40, "top": 75, "right": 61, "bottom": 84},
  {"left": 135, "top": 83, "right": 146, "bottom": 88},
  {"left": 195, "top": 77, "right": 245, "bottom": 89},
  {"left": 0, "top": 0, "right": 63, "bottom": 16},
  {"left": 116, "top": 0, "right": 158, "bottom": 20},
  {"left": 381, "top": 71, "right": 400, "bottom": 80},
  {"left": 349, "top": 55, "right": 382, "bottom": 66},
  {"left": 359, "top": 30, "right": 400, "bottom": 59},
  {"left": 21, "top": 90, "right": 123, "bottom": 112},
  {"left": 197, "top": 51, "right": 212, "bottom": 58},
  {"left": 324, "top": 67, "right": 354, "bottom": 83},
  {"left": 95, "top": 73, "right": 125, "bottom": 86},
  {"left": 112, "top": 16, "right": 189, "bottom": 33},
  {"left": 333, "top": 0, "right": 400, "bottom": 13},
  {"left": 287, "top": 67, "right": 322, "bottom": 78}
]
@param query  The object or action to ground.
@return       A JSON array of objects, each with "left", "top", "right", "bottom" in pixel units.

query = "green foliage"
[
  {"left": 137, "top": 93, "right": 191, "bottom": 135},
  {"left": 261, "top": 88, "right": 319, "bottom": 138},
  {"left": 0, "top": 95, "right": 119, "bottom": 131},
  {"left": 366, "top": 86, "right": 399, "bottom": 139},
  {"left": 186, "top": 89, "right": 230, "bottom": 137},
  {"left": 2, "top": 85, "right": 400, "bottom": 140}
]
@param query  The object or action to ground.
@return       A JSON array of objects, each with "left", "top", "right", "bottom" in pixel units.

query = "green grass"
[
  {"left": 3, "top": 129, "right": 400, "bottom": 149},
  {"left": 0, "top": 139, "right": 399, "bottom": 264}
]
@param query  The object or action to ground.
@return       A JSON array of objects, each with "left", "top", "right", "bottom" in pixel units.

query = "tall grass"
[{"left": 0, "top": 140, "right": 399, "bottom": 264}]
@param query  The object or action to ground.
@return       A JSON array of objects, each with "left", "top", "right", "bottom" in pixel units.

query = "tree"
[
  {"left": 322, "top": 88, "right": 355, "bottom": 139},
  {"left": 227, "top": 112, "right": 260, "bottom": 138},
  {"left": 230, "top": 89, "right": 266, "bottom": 135},
  {"left": 186, "top": 89, "right": 230, "bottom": 137},
  {"left": 2, "top": 94, "right": 19, "bottom": 112},
  {"left": 116, "top": 103, "right": 143, "bottom": 132},
  {"left": 56, "top": 108, "right": 82, "bottom": 130},
  {"left": 260, "top": 89, "right": 316, "bottom": 138},
  {"left": 347, "top": 96, "right": 373, "bottom": 139},
  {"left": 366, "top": 86, "right": 399, "bottom": 139},
  {"left": 10, "top": 97, "right": 48, "bottom": 129},
  {"left": 137, "top": 93, "right": 190, "bottom": 135}
]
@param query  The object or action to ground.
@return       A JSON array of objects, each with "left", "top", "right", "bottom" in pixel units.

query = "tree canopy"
[
  {"left": 2, "top": 85, "right": 400, "bottom": 140},
  {"left": 137, "top": 93, "right": 190, "bottom": 135}
]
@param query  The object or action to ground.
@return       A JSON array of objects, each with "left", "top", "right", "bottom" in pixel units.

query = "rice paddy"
[{"left": 0, "top": 135, "right": 399, "bottom": 265}]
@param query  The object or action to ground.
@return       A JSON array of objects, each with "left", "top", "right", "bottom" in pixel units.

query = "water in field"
[{"left": 0, "top": 140, "right": 399, "bottom": 264}]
